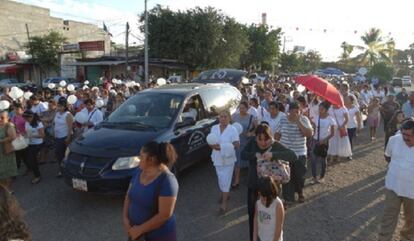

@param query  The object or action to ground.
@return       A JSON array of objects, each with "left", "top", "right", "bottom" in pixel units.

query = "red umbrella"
[{"left": 294, "top": 75, "right": 344, "bottom": 107}]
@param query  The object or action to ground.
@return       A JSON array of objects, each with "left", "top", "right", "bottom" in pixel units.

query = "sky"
[{"left": 13, "top": 0, "right": 414, "bottom": 61}]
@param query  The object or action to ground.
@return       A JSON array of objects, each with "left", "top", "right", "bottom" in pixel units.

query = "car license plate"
[{"left": 72, "top": 178, "right": 88, "bottom": 192}]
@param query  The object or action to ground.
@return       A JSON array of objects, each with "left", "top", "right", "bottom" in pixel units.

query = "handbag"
[
  {"left": 313, "top": 117, "right": 328, "bottom": 158},
  {"left": 128, "top": 172, "right": 168, "bottom": 241},
  {"left": 3, "top": 123, "right": 15, "bottom": 155},
  {"left": 333, "top": 110, "right": 348, "bottom": 137},
  {"left": 12, "top": 135, "right": 29, "bottom": 151},
  {"left": 256, "top": 147, "right": 291, "bottom": 184}
]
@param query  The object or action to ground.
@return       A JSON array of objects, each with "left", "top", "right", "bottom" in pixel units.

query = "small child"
[
  {"left": 367, "top": 97, "right": 381, "bottom": 141},
  {"left": 253, "top": 176, "right": 284, "bottom": 241}
]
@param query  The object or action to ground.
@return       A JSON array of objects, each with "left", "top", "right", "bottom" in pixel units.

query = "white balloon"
[
  {"left": 206, "top": 133, "right": 219, "bottom": 145},
  {"left": 112, "top": 78, "right": 117, "bottom": 84},
  {"left": 74, "top": 112, "right": 89, "bottom": 124},
  {"left": 67, "top": 95, "right": 77, "bottom": 105},
  {"left": 157, "top": 78, "right": 166, "bottom": 86},
  {"left": 48, "top": 83, "right": 56, "bottom": 89},
  {"left": 10, "top": 86, "right": 19, "bottom": 93},
  {"left": 9, "top": 88, "right": 23, "bottom": 100},
  {"left": 67, "top": 84, "right": 75, "bottom": 92},
  {"left": 59, "top": 80, "right": 67, "bottom": 87},
  {"left": 84, "top": 80, "right": 90, "bottom": 85},
  {"left": 232, "top": 122, "right": 243, "bottom": 135},
  {"left": 0, "top": 100, "right": 10, "bottom": 110},
  {"left": 23, "top": 92, "right": 33, "bottom": 100},
  {"left": 83, "top": 85, "right": 89, "bottom": 90},
  {"left": 95, "top": 99, "right": 104, "bottom": 108},
  {"left": 297, "top": 84, "right": 306, "bottom": 92}
]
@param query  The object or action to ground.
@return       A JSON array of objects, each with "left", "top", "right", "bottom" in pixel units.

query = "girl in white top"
[
  {"left": 209, "top": 110, "right": 240, "bottom": 214},
  {"left": 328, "top": 105, "right": 352, "bottom": 160},
  {"left": 53, "top": 98, "right": 74, "bottom": 177},
  {"left": 345, "top": 96, "right": 362, "bottom": 150},
  {"left": 254, "top": 176, "right": 284, "bottom": 241},
  {"left": 23, "top": 110, "right": 45, "bottom": 184}
]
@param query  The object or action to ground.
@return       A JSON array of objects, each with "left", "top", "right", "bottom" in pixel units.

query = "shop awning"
[
  {"left": 66, "top": 61, "right": 126, "bottom": 66},
  {"left": 0, "top": 64, "right": 20, "bottom": 74}
]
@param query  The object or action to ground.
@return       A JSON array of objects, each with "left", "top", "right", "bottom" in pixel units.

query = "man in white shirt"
[
  {"left": 81, "top": 98, "right": 103, "bottom": 129},
  {"left": 180, "top": 98, "right": 197, "bottom": 122},
  {"left": 380, "top": 119, "right": 414, "bottom": 241},
  {"left": 249, "top": 97, "right": 269, "bottom": 123},
  {"left": 30, "top": 95, "right": 48, "bottom": 116},
  {"left": 264, "top": 101, "right": 285, "bottom": 137}
]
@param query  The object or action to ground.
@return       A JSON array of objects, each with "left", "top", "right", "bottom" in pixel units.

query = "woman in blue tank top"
[{"left": 123, "top": 141, "right": 179, "bottom": 241}]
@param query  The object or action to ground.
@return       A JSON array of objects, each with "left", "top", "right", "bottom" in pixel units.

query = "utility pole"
[
  {"left": 25, "top": 23, "right": 36, "bottom": 82},
  {"left": 144, "top": 0, "right": 149, "bottom": 83},
  {"left": 125, "top": 22, "right": 130, "bottom": 77}
]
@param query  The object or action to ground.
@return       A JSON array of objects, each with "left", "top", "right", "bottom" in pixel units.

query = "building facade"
[{"left": 0, "top": 0, "right": 111, "bottom": 83}]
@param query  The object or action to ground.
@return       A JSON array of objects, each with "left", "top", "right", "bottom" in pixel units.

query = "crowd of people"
[{"left": 0, "top": 75, "right": 413, "bottom": 241}]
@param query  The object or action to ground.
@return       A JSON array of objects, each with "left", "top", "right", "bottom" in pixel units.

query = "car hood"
[{"left": 70, "top": 127, "right": 163, "bottom": 157}]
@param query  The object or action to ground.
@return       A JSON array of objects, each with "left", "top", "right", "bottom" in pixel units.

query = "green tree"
[
  {"left": 141, "top": 5, "right": 249, "bottom": 70},
  {"left": 279, "top": 53, "right": 300, "bottom": 73},
  {"left": 355, "top": 28, "right": 392, "bottom": 66},
  {"left": 300, "top": 50, "right": 322, "bottom": 72},
  {"left": 367, "top": 62, "right": 394, "bottom": 84},
  {"left": 25, "top": 31, "right": 67, "bottom": 76},
  {"left": 241, "top": 24, "right": 282, "bottom": 71},
  {"left": 340, "top": 41, "right": 354, "bottom": 60}
]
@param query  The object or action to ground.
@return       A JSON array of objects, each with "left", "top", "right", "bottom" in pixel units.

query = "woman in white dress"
[
  {"left": 209, "top": 110, "right": 240, "bottom": 214},
  {"left": 328, "top": 105, "right": 352, "bottom": 161}
]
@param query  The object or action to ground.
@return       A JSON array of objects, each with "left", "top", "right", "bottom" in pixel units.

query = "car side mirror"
[{"left": 175, "top": 118, "right": 196, "bottom": 130}]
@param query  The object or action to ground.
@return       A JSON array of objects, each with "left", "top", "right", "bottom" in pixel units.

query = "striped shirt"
[{"left": 276, "top": 115, "right": 312, "bottom": 156}]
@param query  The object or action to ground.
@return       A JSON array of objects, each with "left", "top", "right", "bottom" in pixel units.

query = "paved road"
[{"left": 13, "top": 127, "right": 394, "bottom": 241}]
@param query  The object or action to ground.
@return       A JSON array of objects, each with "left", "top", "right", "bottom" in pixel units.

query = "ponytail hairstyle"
[
  {"left": 141, "top": 141, "right": 178, "bottom": 167},
  {"left": 257, "top": 176, "right": 279, "bottom": 207},
  {"left": 22, "top": 110, "right": 40, "bottom": 128}
]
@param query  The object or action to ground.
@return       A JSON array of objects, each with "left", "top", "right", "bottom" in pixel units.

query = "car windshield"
[{"left": 106, "top": 92, "right": 183, "bottom": 129}]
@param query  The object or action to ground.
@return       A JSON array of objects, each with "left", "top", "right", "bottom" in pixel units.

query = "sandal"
[
  {"left": 231, "top": 183, "right": 239, "bottom": 190},
  {"left": 31, "top": 177, "right": 41, "bottom": 184},
  {"left": 298, "top": 195, "right": 305, "bottom": 203}
]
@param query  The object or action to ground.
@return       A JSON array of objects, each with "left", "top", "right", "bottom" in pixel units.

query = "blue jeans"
[
  {"left": 310, "top": 138, "right": 327, "bottom": 178},
  {"left": 54, "top": 137, "right": 68, "bottom": 164}
]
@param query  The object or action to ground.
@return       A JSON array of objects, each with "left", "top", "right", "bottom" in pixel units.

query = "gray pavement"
[{"left": 13, "top": 127, "right": 391, "bottom": 241}]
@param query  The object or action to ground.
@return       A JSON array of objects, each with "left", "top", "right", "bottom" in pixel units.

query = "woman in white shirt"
[
  {"left": 23, "top": 110, "right": 45, "bottom": 184},
  {"left": 209, "top": 110, "right": 240, "bottom": 215},
  {"left": 310, "top": 102, "right": 335, "bottom": 183},
  {"left": 345, "top": 96, "right": 362, "bottom": 150},
  {"left": 53, "top": 98, "right": 73, "bottom": 177},
  {"left": 328, "top": 105, "right": 352, "bottom": 161}
]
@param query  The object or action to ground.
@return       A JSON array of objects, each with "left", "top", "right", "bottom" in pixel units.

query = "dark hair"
[
  {"left": 84, "top": 98, "right": 95, "bottom": 105},
  {"left": 289, "top": 102, "right": 300, "bottom": 110},
  {"left": 0, "top": 185, "right": 31, "bottom": 240},
  {"left": 141, "top": 141, "right": 177, "bottom": 166},
  {"left": 255, "top": 123, "right": 273, "bottom": 140},
  {"left": 239, "top": 101, "right": 249, "bottom": 109},
  {"left": 268, "top": 101, "right": 279, "bottom": 109},
  {"left": 13, "top": 103, "right": 23, "bottom": 110},
  {"left": 250, "top": 97, "right": 259, "bottom": 106},
  {"left": 401, "top": 119, "right": 414, "bottom": 134},
  {"left": 297, "top": 96, "right": 307, "bottom": 105},
  {"left": 319, "top": 101, "right": 331, "bottom": 111},
  {"left": 257, "top": 176, "right": 279, "bottom": 207},
  {"left": 23, "top": 110, "right": 40, "bottom": 128}
]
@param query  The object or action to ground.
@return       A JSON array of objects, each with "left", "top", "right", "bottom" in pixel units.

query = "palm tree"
[
  {"left": 340, "top": 41, "right": 354, "bottom": 60},
  {"left": 356, "top": 28, "right": 391, "bottom": 66}
]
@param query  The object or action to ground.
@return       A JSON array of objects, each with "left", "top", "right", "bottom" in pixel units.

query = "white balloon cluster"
[
  {"left": 112, "top": 79, "right": 123, "bottom": 85},
  {"left": 0, "top": 100, "right": 10, "bottom": 110},
  {"left": 9, "top": 87, "right": 24, "bottom": 100}
]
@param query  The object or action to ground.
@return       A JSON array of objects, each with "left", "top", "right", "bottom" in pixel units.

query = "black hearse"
[{"left": 61, "top": 83, "right": 241, "bottom": 194}]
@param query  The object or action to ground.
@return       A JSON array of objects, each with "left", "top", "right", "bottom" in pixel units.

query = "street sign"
[
  {"left": 63, "top": 43, "right": 80, "bottom": 52},
  {"left": 79, "top": 41, "right": 105, "bottom": 51}
]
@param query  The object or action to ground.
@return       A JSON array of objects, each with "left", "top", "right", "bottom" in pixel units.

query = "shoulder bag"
[
  {"left": 128, "top": 172, "right": 168, "bottom": 241},
  {"left": 333, "top": 110, "right": 348, "bottom": 137},
  {"left": 256, "top": 147, "right": 291, "bottom": 184},
  {"left": 313, "top": 117, "right": 328, "bottom": 157},
  {"left": 3, "top": 123, "right": 15, "bottom": 154}
]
